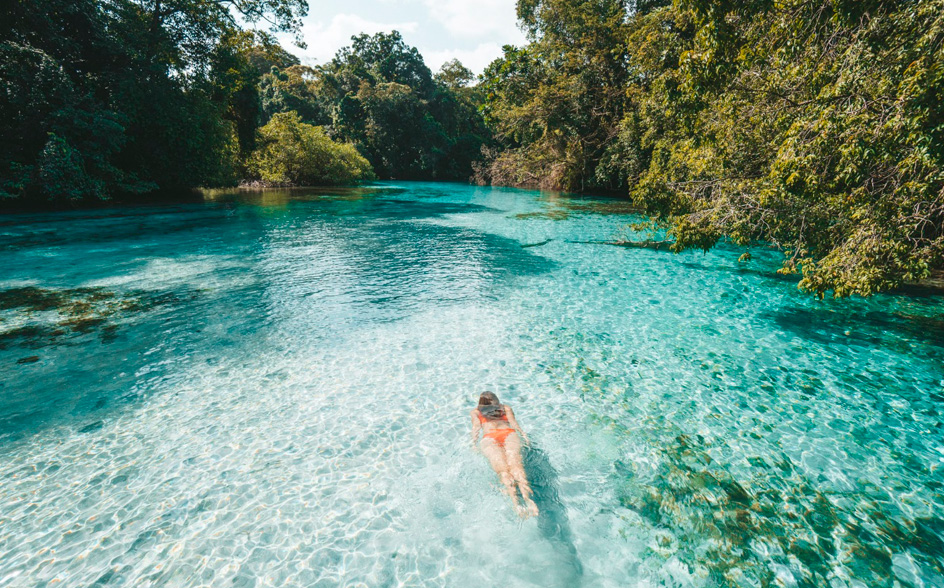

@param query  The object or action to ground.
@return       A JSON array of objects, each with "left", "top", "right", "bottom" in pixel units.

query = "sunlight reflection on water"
[{"left": 1, "top": 182, "right": 943, "bottom": 587}]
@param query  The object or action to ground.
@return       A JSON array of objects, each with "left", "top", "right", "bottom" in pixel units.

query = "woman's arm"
[
  {"left": 470, "top": 410, "right": 482, "bottom": 447},
  {"left": 505, "top": 406, "right": 531, "bottom": 446}
]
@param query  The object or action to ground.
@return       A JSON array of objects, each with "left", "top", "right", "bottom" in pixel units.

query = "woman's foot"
[
  {"left": 524, "top": 497, "right": 539, "bottom": 517},
  {"left": 504, "top": 485, "right": 526, "bottom": 517},
  {"left": 513, "top": 501, "right": 530, "bottom": 518},
  {"left": 517, "top": 483, "right": 538, "bottom": 516}
]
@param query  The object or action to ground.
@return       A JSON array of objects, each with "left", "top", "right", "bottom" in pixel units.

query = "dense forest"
[
  {"left": 0, "top": 0, "right": 485, "bottom": 196},
  {"left": 479, "top": 0, "right": 944, "bottom": 297},
  {"left": 2, "top": 0, "right": 942, "bottom": 297}
]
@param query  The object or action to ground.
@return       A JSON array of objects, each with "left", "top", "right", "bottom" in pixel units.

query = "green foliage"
[
  {"left": 2, "top": 4, "right": 486, "bottom": 198},
  {"left": 8, "top": 0, "right": 935, "bottom": 297},
  {"left": 478, "top": 0, "right": 630, "bottom": 191},
  {"left": 260, "top": 65, "right": 328, "bottom": 127},
  {"left": 480, "top": 0, "right": 944, "bottom": 296},
  {"left": 625, "top": 0, "right": 944, "bottom": 297},
  {"left": 36, "top": 135, "right": 104, "bottom": 202},
  {"left": 329, "top": 32, "right": 436, "bottom": 99},
  {"left": 248, "top": 111, "right": 373, "bottom": 185},
  {"left": 0, "top": 0, "right": 307, "bottom": 204},
  {"left": 435, "top": 59, "right": 475, "bottom": 89},
  {"left": 290, "top": 32, "right": 491, "bottom": 181}
]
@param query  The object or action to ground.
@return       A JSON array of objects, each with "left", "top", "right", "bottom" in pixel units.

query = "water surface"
[{"left": 1, "top": 182, "right": 942, "bottom": 587}]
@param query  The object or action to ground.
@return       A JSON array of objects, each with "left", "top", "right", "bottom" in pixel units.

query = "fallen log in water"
[
  {"left": 565, "top": 239, "right": 675, "bottom": 251},
  {"left": 522, "top": 239, "right": 553, "bottom": 248},
  {"left": 899, "top": 270, "right": 944, "bottom": 296}
]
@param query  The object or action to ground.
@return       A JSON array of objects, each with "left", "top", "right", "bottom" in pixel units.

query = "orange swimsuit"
[{"left": 477, "top": 410, "right": 516, "bottom": 446}]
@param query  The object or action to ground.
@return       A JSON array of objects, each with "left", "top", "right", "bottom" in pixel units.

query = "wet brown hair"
[{"left": 477, "top": 391, "right": 506, "bottom": 420}]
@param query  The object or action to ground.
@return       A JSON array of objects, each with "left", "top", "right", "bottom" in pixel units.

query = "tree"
[
  {"left": 260, "top": 65, "right": 329, "bottom": 127},
  {"left": 478, "top": 0, "right": 630, "bottom": 191},
  {"left": 479, "top": 0, "right": 944, "bottom": 296},
  {"left": 273, "top": 32, "right": 490, "bottom": 181},
  {"left": 435, "top": 59, "right": 474, "bottom": 89},
  {"left": 329, "top": 32, "right": 436, "bottom": 99},
  {"left": 248, "top": 111, "right": 374, "bottom": 185},
  {"left": 623, "top": 0, "right": 944, "bottom": 296},
  {"left": 0, "top": 0, "right": 308, "bottom": 203}
]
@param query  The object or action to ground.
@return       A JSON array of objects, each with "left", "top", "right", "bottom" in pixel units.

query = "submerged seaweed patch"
[
  {"left": 537, "top": 332, "right": 942, "bottom": 586},
  {"left": 614, "top": 429, "right": 944, "bottom": 586},
  {"left": 0, "top": 286, "right": 193, "bottom": 349},
  {"left": 514, "top": 210, "right": 571, "bottom": 221},
  {"left": 0, "top": 325, "right": 63, "bottom": 349}
]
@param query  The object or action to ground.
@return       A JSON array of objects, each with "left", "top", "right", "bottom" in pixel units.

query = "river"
[{"left": 1, "top": 182, "right": 942, "bottom": 587}]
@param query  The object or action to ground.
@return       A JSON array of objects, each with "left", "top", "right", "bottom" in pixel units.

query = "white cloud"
[
  {"left": 423, "top": 42, "right": 510, "bottom": 76},
  {"left": 423, "top": 0, "right": 525, "bottom": 41},
  {"left": 270, "top": 1, "right": 526, "bottom": 75},
  {"left": 288, "top": 14, "right": 420, "bottom": 65}
]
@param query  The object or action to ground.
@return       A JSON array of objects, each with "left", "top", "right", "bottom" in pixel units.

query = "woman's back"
[{"left": 474, "top": 405, "right": 512, "bottom": 429}]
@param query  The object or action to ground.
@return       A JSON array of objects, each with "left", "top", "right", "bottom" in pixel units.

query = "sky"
[{"left": 272, "top": 0, "right": 528, "bottom": 76}]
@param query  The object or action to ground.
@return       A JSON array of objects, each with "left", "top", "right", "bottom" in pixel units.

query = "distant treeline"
[
  {"left": 2, "top": 0, "right": 942, "bottom": 296},
  {"left": 255, "top": 33, "right": 489, "bottom": 182}
]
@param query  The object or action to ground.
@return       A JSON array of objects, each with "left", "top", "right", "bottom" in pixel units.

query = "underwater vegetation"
[
  {"left": 614, "top": 429, "right": 944, "bottom": 587},
  {"left": 0, "top": 286, "right": 193, "bottom": 351},
  {"left": 533, "top": 320, "right": 944, "bottom": 587}
]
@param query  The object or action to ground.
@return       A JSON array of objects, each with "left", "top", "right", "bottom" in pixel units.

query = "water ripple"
[{"left": 0, "top": 182, "right": 942, "bottom": 587}]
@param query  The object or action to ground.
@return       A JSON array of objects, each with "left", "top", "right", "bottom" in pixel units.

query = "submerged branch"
[{"left": 565, "top": 239, "right": 675, "bottom": 251}]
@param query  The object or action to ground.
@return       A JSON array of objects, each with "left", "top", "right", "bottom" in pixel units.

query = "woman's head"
[
  {"left": 477, "top": 391, "right": 505, "bottom": 420},
  {"left": 478, "top": 391, "right": 500, "bottom": 406}
]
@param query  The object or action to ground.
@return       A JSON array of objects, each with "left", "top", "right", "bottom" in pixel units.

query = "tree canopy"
[
  {"left": 1, "top": 8, "right": 490, "bottom": 203},
  {"left": 306, "top": 32, "right": 490, "bottom": 180},
  {"left": 478, "top": 0, "right": 944, "bottom": 296},
  {"left": 0, "top": 0, "right": 307, "bottom": 202}
]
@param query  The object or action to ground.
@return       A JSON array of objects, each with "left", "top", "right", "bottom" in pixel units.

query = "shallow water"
[{"left": 1, "top": 182, "right": 942, "bottom": 588}]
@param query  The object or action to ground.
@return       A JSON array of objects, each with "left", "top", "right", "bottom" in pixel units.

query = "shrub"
[
  {"left": 248, "top": 111, "right": 374, "bottom": 185},
  {"left": 36, "top": 134, "right": 104, "bottom": 202}
]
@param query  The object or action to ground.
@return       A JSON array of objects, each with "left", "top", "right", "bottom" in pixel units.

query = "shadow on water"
[
  {"left": 0, "top": 285, "right": 217, "bottom": 441},
  {"left": 204, "top": 184, "right": 405, "bottom": 204},
  {"left": 0, "top": 205, "right": 237, "bottom": 251},
  {"left": 0, "top": 187, "right": 502, "bottom": 253},
  {"left": 1, "top": 191, "right": 558, "bottom": 441},
  {"left": 681, "top": 258, "right": 944, "bottom": 299},
  {"left": 524, "top": 445, "right": 584, "bottom": 585},
  {"left": 293, "top": 196, "right": 502, "bottom": 220},
  {"left": 679, "top": 260, "right": 803, "bottom": 286},
  {"left": 768, "top": 306, "right": 944, "bottom": 352}
]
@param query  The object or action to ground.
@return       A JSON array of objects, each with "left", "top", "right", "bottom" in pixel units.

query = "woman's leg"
[
  {"left": 479, "top": 437, "right": 524, "bottom": 514},
  {"left": 503, "top": 433, "right": 538, "bottom": 516}
]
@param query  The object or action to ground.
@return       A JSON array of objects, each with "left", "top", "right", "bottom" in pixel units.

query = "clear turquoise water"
[{"left": 1, "top": 182, "right": 942, "bottom": 588}]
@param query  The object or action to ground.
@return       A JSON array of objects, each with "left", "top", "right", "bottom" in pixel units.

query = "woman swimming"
[{"left": 471, "top": 391, "right": 539, "bottom": 517}]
